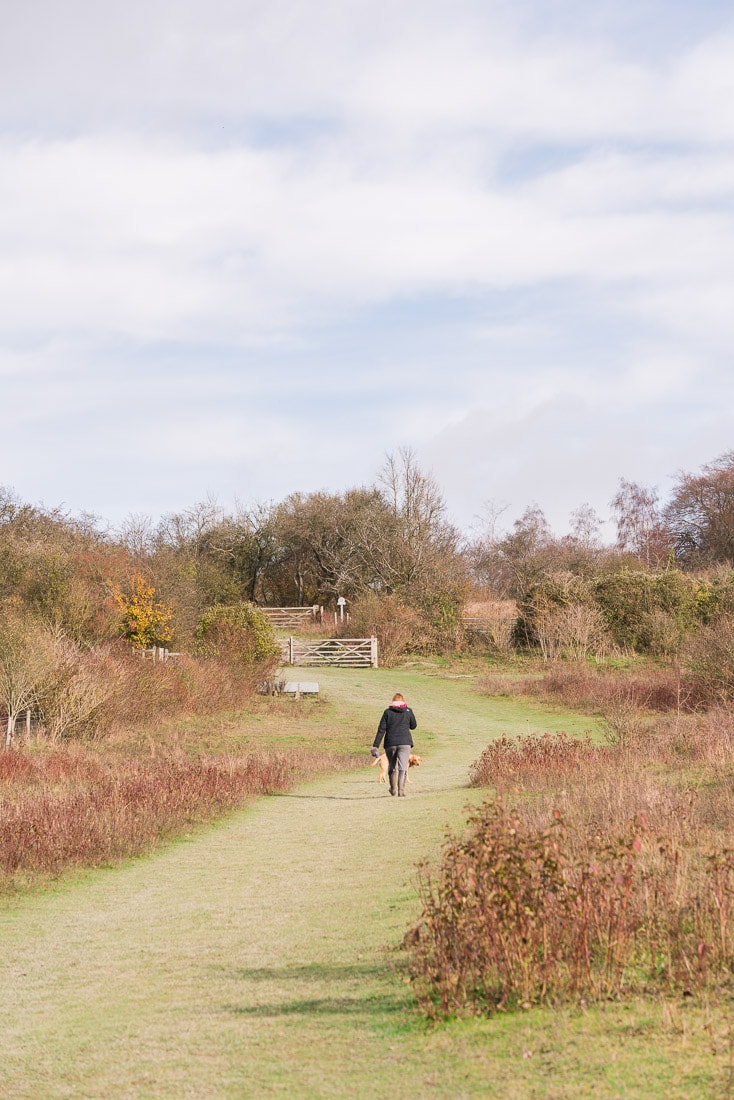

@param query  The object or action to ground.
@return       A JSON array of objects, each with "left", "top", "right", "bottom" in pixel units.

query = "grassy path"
[{"left": 0, "top": 671, "right": 724, "bottom": 1098}]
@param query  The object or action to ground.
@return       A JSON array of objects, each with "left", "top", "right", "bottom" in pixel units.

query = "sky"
[{"left": 2, "top": 0, "right": 734, "bottom": 538}]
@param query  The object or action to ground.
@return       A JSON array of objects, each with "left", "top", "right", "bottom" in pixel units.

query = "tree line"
[{"left": 2, "top": 447, "right": 734, "bottom": 663}]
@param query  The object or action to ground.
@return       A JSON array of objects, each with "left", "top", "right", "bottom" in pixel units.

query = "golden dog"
[{"left": 370, "top": 752, "right": 422, "bottom": 783}]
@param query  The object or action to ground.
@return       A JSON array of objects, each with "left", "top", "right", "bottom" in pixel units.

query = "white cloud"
[
  {"left": 2, "top": 132, "right": 733, "bottom": 348},
  {"left": 1, "top": 0, "right": 734, "bottom": 527},
  {"left": 420, "top": 391, "right": 734, "bottom": 535}
]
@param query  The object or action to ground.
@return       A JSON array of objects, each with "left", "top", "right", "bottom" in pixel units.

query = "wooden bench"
[{"left": 257, "top": 681, "right": 319, "bottom": 697}]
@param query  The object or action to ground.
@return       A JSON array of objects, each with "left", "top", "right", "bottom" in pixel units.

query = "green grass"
[{"left": 0, "top": 668, "right": 729, "bottom": 1098}]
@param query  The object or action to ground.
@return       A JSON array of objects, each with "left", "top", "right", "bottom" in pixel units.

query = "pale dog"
[{"left": 370, "top": 752, "right": 422, "bottom": 783}]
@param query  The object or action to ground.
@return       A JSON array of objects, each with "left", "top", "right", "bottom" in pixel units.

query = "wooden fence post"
[
  {"left": 289, "top": 636, "right": 294, "bottom": 665},
  {"left": 370, "top": 636, "right": 378, "bottom": 668}
]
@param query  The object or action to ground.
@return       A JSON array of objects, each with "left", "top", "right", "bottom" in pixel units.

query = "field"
[{"left": 0, "top": 667, "right": 731, "bottom": 1098}]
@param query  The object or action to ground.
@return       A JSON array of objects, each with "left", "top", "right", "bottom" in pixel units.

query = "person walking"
[{"left": 371, "top": 692, "right": 417, "bottom": 797}]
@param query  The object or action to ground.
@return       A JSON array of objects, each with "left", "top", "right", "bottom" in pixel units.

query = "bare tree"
[
  {"left": 205, "top": 502, "right": 280, "bottom": 603},
  {"left": 489, "top": 505, "right": 555, "bottom": 598},
  {"left": 611, "top": 479, "right": 670, "bottom": 568},
  {"left": 155, "top": 497, "right": 224, "bottom": 559},
  {"left": 664, "top": 452, "right": 734, "bottom": 568},
  {"left": 465, "top": 499, "right": 510, "bottom": 592},
  {"left": 375, "top": 449, "right": 464, "bottom": 608},
  {"left": 117, "top": 513, "right": 156, "bottom": 559},
  {"left": 569, "top": 503, "right": 603, "bottom": 550}
]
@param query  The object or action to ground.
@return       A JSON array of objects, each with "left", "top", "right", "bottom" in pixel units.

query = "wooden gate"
[
  {"left": 280, "top": 636, "right": 378, "bottom": 668},
  {"left": 259, "top": 606, "right": 323, "bottom": 628}
]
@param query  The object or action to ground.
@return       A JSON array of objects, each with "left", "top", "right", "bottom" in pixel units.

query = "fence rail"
[
  {"left": 280, "top": 636, "right": 378, "bottom": 668},
  {"left": 461, "top": 617, "right": 495, "bottom": 632},
  {"left": 1, "top": 708, "right": 40, "bottom": 743},
  {"left": 137, "top": 647, "right": 183, "bottom": 661}
]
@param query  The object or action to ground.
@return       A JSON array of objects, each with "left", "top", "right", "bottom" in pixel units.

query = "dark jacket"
[{"left": 373, "top": 704, "right": 417, "bottom": 750}]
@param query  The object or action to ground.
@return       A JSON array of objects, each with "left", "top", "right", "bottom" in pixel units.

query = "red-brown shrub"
[
  {"left": 414, "top": 711, "right": 734, "bottom": 1019},
  {"left": 406, "top": 799, "right": 734, "bottom": 1017}
]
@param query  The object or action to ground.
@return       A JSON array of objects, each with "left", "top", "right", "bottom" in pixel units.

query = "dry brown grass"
[
  {"left": 85, "top": 647, "right": 272, "bottom": 736},
  {"left": 470, "top": 709, "right": 734, "bottom": 837},
  {"left": 1, "top": 639, "right": 281, "bottom": 745},
  {"left": 478, "top": 662, "right": 696, "bottom": 714},
  {"left": 0, "top": 741, "right": 355, "bottom": 892},
  {"left": 0, "top": 649, "right": 356, "bottom": 893}
]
